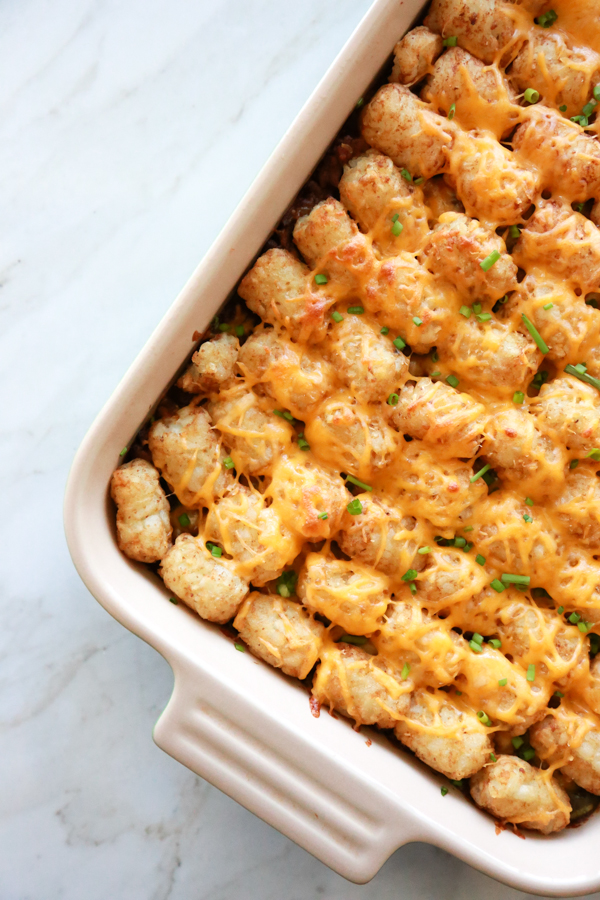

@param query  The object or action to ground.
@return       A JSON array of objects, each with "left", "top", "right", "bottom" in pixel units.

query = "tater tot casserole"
[{"left": 111, "top": 0, "right": 600, "bottom": 835}]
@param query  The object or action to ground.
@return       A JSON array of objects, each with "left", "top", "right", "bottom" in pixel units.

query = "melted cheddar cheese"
[{"left": 112, "top": 0, "right": 600, "bottom": 834}]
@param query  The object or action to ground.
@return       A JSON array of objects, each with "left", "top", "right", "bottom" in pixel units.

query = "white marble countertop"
[{"left": 2, "top": 1, "right": 598, "bottom": 897}]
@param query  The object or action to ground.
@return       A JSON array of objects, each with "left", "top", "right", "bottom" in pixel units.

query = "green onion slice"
[
  {"left": 513, "top": 391, "right": 524, "bottom": 404},
  {"left": 522, "top": 313, "right": 549, "bottom": 353},
  {"left": 446, "top": 374, "right": 459, "bottom": 388},
  {"left": 331, "top": 310, "right": 344, "bottom": 322},
  {"left": 347, "top": 305, "right": 364, "bottom": 315},
  {"left": 314, "top": 273, "right": 328, "bottom": 285},
  {"left": 480, "top": 250, "right": 501, "bottom": 272},
  {"left": 565, "top": 364, "right": 600, "bottom": 391},
  {"left": 347, "top": 498, "right": 363, "bottom": 515},
  {"left": 470, "top": 463, "right": 491, "bottom": 483}
]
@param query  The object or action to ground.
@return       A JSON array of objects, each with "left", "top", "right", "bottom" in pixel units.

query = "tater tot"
[
  {"left": 530, "top": 713, "right": 600, "bottom": 796},
  {"left": 514, "top": 202, "right": 600, "bottom": 293},
  {"left": 148, "top": 405, "right": 231, "bottom": 506},
  {"left": 583, "top": 656, "right": 600, "bottom": 716},
  {"left": 388, "top": 439, "right": 487, "bottom": 532},
  {"left": 207, "top": 386, "right": 294, "bottom": 476},
  {"left": 178, "top": 333, "right": 239, "bottom": 394},
  {"left": 160, "top": 534, "right": 248, "bottom": 622},
  {"left": 483, "top": 407, "right": 567, "bottom": 497},
  {"left": 395, "top": 689, "right": 493, "bottom": 780},
  {"left": 421, "top": 212, "right": 517, "bottom": 303},
  {"left": 325, "top": 316, "right": 408, "bottom": 402},
  {"left": 297, "top": 553, "right": 390, "bottom": 635},
  {"left": 553, "top": 464, "right": 600, "bottom": 549},
  {"left": 337, "top": 494, "right": 427, "bottom": 578},
  {"left": 312, "top": 644, "right": 412, "bottom": 729},
  {"left": 531, "top": 374, "right": 600, "bottom": 455},
  {"left": 338, "top": 151, "right": 430, "bottom": 255},
  {"left": 424, "top": 0, "right": 525, "bottom": 65},
  {"left": 233, "top": 592, "right": 324, "bottom": 679},
  {"left": 204, "top": 484, "right": 301, "bottom": 586},
  {"left": 422, "top": 176, "right": 464, "bottom": 221},
  {"left": 512, "top": 109, "right": 600, "bottom": 203},
  {"left": 265, "top": 449, "right": 348, "bottom": 541},
  {"left": 238, "top": 248, "right": 329, "bottom": 342},
  {"left": 475, "top": 492, "right": 558, "bottom": 576},
  {"left": 417, "top": 548, "right": 489, "bottom": 613},
  {"left": 438, "top": 318, "right": 540, "bottom": 396},
  {"left": 509, "top": 31, "right": 600, "bottom": 119},
  {"left": 237, "top": 327, "right": 337, "bottom": 418},
  {"left": 423, "top": 47, "right": 518, "bottom": 138},
  {"left": 110, "top": 458, "right": 173, "bottom": 563},
  {"left": 389, "top": 26, "right": 443, "bottom": 85},
  {"left": 304, "top": 394, "right": 397, "bottom": 479},
  {"left": 389, "top": 378, "right": 488, "bottom": 459},
  {"left": 361, "top": 84, "right": 453, "bottom": 179},
  {"left": 447, "top": 131, "right": 538, "bottom": 227},
  {"left": 364, "top": 255, "right": 460, "bottom": 352},
  {"left": 470, "top": 756, "right": 571, "bottom": 833}
]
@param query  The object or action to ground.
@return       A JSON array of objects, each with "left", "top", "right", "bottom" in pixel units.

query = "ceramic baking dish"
[{"left": 64, "top": 0, "right": 600, "bottom": 893}]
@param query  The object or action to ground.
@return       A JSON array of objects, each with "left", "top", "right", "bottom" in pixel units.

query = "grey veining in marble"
[{"left": 1, "top": 1, "right": 599, "bottom": 897}]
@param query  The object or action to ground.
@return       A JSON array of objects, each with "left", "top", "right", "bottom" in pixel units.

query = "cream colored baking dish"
[{"left": 64, "top": 0, "right": 600, "bottom": 893}]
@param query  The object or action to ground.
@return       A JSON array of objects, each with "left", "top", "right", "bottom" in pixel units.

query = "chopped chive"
[
  {"left": 391, "top": 213, "right": 400, "bottom": 223},
  {"left": 476, "top": 312, "right": 492, "bottom": 323},
  {"left": 470, "top": 463, "right": 491, "bottom": 483},
  {"left": 513, "top": 391, "right": 525, "bottom": 404},
  {"left": 119, "top": 447, "right": 128, "bottom": 457},
  {"left": 314, "top": 273, "right": 328, "bottom": 285},
  {"left": 583, "top": 101, "right": 597, "bottom": 118},
  {"left": 400, "top": 168, "right": 413, "bottom": 182},
  {"left": 273, "top": 409, "right": 293, "bottom": 420},
  {"left": 356, "top": 97, "right": 364, "bottom": 108},
  {"left": 535, "top": 8, "right": 557, "bottom": 26},
  {"left": 409, "top": 582, "right": 417, "bottom": 594},
  {"left": 318, "top": 511, "right": 328, "bottom": 520},
  {"left": 570, "top": 459, "right": 579, "bottom": 469},
  {"left": 565, "top": 364, "right": 600, "bottom": 391},
  {"left": 488, "top": 638, "right": 502, "bottom": 649},
  {"left": 470, "top": 640, "right": 483, "bottom": 653},
  {"left": 443, "top": 35, "right": 458, "bottom": 46},
  {"left": 392, "top": 220, "right": 403, "bottom": 236},
  {"left": 476, "top": 554, "right": 486, "bottom": 566},
  {"left": 522, "top": 747, "right": 535, "bottom": 761},
  {"left": 526, "top": 664, "right": 535, "bottom": 682},
  {"left": 574, "top": 202, "right": 585, "bottom": 213},
  {"left": 587, "top": 449, "right": 600, "bottom": 460},
  {"left": 211, "top": 545, "right": 222, "bottom": 558},
  {"left": 554, "top": 690, "right": 564, "bottom": 698},
  {"left": 574, "top": 362, "right": 587, "bottom": 374},
  {"left": 509, "top": 225, "right": 520, "bottom": 239},
  {"left": 450, "top": 779, "right": 463, "bottom": 788},
  {"left": 339, "top": 634, "right": 367, "bottom": 646},
  {"left": 569, "top": 612, "right": 581, "bottom": 624},
  {"left": 532, "top": 370, "right": 548, "bottom": 389},
  {"left": 277, "top": 570, "right": 297, "bottom": 597},
  {"left": 413, "top": 316, "right": 423, "bottom": 326},
  {"left": 448, "top": 102, "right": 456, "bottom": 121},
  {"left": 431, "top": 349, "right": 439, "bottom": 362},
  {"left": 512, "top": 736, "right": 524, "bottom": 749},
  {"left": 441, "top": 786, "right": 449, "bottom": 796},
  {"left": 463, "top": 526, "right": 474, "bottom": 532},
  {"left": 414, "top": 176, "right": 424, "bottom": 185},
  {"left": 431, "top": 371, "right": 441, "bottom": 378},
  {"left": 491, "top": 578, "right": 506, "bottom": 593},
  {"left": 524, "top": 87, "right": 540, "bottom": 104},
  {"left": 579, "top": 621, "right": 591, "bottom": 632},
  {"left": 298, "top": 435, "right": 310, "bottom": 451},
  {"left": 480, "top": 250, "right": 501, "bottom": 272},
  {"left": 348, "top": 305, "right": 364, "bottom": 315},
  {"left": 472, "top": 302, "right": 482, "bottom": 315},
  {"left": 219, "top": 323, "right": 231, "bottom": 332},
  {"left": 446, "top": 374, "right": 459, "bottom": 388},
  {"left": 472, "top": 632, "right": 484, "bottom": 645},
  {"left": 418, "top": 546, "right": 432, "bottom": 554},
  {"left": 542, "top": 302, "right": 553, "bottom": 311},
  {"left": 345, "top": 473, "right": 372, "bottom": 491},
  {"left": 525, "top": 497, "right": 534, "bottom": 506},
  {"left": 498, "top": 678, "right": 508, "bottom": 687},
  {"left": 234, "top": 642, "right": 245, "bottom": 652},
  {"left": 522, "top": 314, "right": 549, "bottom": 353},
  {"left": 178, "top": 513, "right": 191, "bottom": 527},
  {"left": 387, "top": 392, "right": 399, "bottom": 406},
  {"left": 454, "top": 537, "right": 467, "bottom": 547},
  {"left": 393, "top": 335, "right": 407, "bottom": 350},
  {"left": 380, "top": 326, "right": 389, "bottom": 335},
  {"left": 235, "top": 324, "right": 245, "bottom": 337},
  {"left": 347, "top": 498, "right": 363, "bottom": 515},
  {"left": 401, "top": 662, "right": 411, "bottom": 680},
  {"left": 557, "top": 606, "right": 565, "bottom": 615},
  {"left": 477, "top": 711, "right": 492, "bottom": 726},
  {"left": 559, "top": 104, "right": 567, "bottom": 112},
  {"left": 169, "top": 597, "right": 179, "bottom": 605},
  {"left": 223, "top": 456, "right": 235, "bottom": 469},
  {"left": 523, "top": 513, "right": 533, "bottom": 523},
  {"left": 501, "top": 573, "right": 530, "bottom": 585},
  {"left": 490, "top": 752, "right": 497, "bottom": 762},
  {"left": 459, "top": 305, "right": 471, "bottom": 318},
  {"left": 331, "top": 310, "right": 344, "bottom": 323},
  {"left": 401, "top": 569, "right": 418, "bottom": 582},
  {"left": 571, "top": 115, "right": 589, "bottom": 126}
]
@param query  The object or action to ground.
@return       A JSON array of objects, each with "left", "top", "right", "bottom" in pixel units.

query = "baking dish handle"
[{"left": 153, "top": 657, "right": 423, "bottom": 883}]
